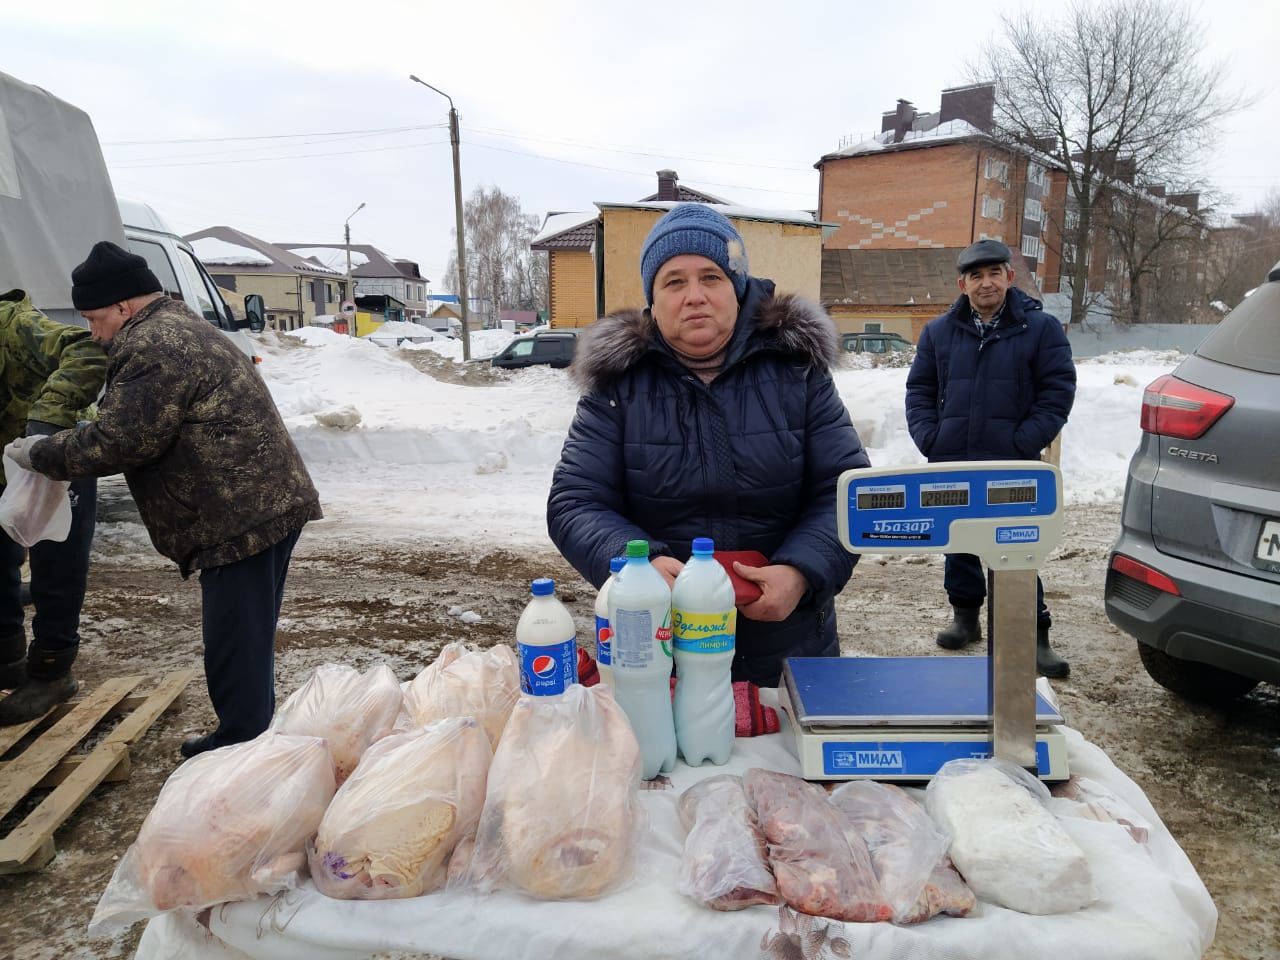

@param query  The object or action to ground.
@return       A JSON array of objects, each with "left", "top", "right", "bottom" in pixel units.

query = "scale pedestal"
[{"left": 777, "top": 657, "right": 1068, "bottom": 781}]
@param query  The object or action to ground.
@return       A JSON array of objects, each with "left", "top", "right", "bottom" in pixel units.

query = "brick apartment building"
[{"left": 816, "top": 83, "right": 1065, "bottom": 341}]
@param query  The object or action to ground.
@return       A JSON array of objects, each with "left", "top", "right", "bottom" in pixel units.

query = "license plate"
[{"left": 1256, "top": 519, "right": 1280, "bottom": 564}]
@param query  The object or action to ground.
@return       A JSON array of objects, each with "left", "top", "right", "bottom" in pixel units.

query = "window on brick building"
[
  {"left": 984, "top": 158, "right": 1009, "bottom": 184},
  {"left": 1021, "top": 235, "right": 1042, "bottom": 263},
  {"left": 981, "top": 195, "right": 1005, "bottom": 220},
  {"left": 1024, "top": 198, "right": 1043, "bottom": 222},
  {"left": 1028, "top": 161, "right": 1045, "bottom": 186}
]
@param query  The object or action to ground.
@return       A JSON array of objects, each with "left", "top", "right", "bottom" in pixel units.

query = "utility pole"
[
  {"left": 344, "top": 202, "right": 365, "bottom": 337},
  {"left": 409, "top": 74, "right": 471, "bottom": 361}
]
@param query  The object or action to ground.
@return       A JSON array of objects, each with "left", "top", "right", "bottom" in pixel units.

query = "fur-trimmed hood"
[{"left": 570, "top": 285, "right": 840, "bottom": 393}]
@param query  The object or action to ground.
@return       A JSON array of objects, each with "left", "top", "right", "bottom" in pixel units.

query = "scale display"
[{"left": 837, "top": 461, "right": 1063, "bottom": 569}]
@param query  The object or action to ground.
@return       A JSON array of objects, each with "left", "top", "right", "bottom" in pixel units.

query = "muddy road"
[{"left": 1, "top": 502, "right": 1276, "bottom": 959}]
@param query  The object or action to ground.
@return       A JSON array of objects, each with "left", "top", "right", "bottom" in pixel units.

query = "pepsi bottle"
[{"left": 515, "top": 578, "right": 578, "bottom": 696}]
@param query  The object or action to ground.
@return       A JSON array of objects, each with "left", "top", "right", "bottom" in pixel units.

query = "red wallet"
[{"left": 713, "top": 550, "right": 768, "bottom": 605}]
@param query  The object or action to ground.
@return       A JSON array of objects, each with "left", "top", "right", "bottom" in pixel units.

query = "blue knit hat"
[{"left": 640, "top": 203, "right": 749, "bottom": 305}]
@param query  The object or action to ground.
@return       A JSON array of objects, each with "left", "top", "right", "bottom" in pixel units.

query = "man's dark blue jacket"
[
  {"left": 905, "top": 287, "right": 1075, "bottom": 462},
  {"left": 547, "top": 277, "right": 869, "bottom": 686}
]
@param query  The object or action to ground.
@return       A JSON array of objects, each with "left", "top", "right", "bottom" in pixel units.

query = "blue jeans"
[
  {"left": 944, "top": 553, "right": 1051, "bottom": 628},
  {"left": 198, "top": 528, "right": 301, "bottom": 745},
  {"left": 0, "top": 476, "right": 97, "bottom": 659}
]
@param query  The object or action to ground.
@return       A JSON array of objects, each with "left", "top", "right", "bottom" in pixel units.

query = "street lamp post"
[
  {"left": 344, "top": 202, "right": 366, "bottom": 337},
  {"left": 409, "top": 74, "right": 471, "bottom": 362}
]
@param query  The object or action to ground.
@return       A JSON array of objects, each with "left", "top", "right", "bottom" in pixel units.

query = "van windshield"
[{"left": 126, "top": 238, "right": 182, "bottom": 300}]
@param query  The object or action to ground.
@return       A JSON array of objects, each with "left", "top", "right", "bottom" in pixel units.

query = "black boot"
[
  {"left": 180, "top": 732, "right": 231, "bottom": 759},
  {"left": 0, "top": 631, "right": 27, "bottom": 691},
  {"left": 936, "top": 606, "right": 981, "bottom": 650},
  {"left": 0, "top": 645, "right": 78, "bottom": 726},
  {"left": 1036, "top": 626, "right": 1070, "bottom": 678}
]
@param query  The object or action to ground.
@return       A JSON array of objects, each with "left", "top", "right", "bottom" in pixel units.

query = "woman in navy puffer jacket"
[{"left": 547, "top": 204, "right": 869, "bottom": 686}]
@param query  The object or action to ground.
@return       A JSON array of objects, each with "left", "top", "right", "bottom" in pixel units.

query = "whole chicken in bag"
[
  {"left": 271, "top": 662, "right": 402, "bottom": 784},
  {"left": 453, "top": 683, "right": 643, "bottom": 900},
  {"left": 309, "top": 716, "right": 492, "bottom": 899},
  {"left": 88, "top": 734, "right": 335, "bottom": 937},
  {"left": 399, "top": 642, "right": 521, "bottom": 749}
]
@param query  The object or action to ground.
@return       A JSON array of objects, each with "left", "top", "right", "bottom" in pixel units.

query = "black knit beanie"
[{"left": 71, "top": 241, "right": 163, "bottom": 310}]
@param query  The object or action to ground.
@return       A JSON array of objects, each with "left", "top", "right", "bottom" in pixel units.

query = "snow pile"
[
  {"left": 252, "top": 334, "right": 1181, "bottom": 549},
  {"left": 404, "top": 328, "right": 517, "bottom": 362}
]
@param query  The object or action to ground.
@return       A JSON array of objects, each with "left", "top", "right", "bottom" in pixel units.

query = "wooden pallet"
[{"left": 0, "top": 669, "right": 195, "bottom": 874}]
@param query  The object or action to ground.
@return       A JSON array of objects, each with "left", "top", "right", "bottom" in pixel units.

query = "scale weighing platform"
[
  {"left": 781, "top": 460, "right": 1069, "bottom": 782},
  {"left": 778, "top": 657, "right": 1068, "bottom": 780}
]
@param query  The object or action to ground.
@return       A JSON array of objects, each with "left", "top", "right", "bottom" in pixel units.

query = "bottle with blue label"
[
  {"left": 593, "top": 556, "right": 625, "bottom": 687},
  {"left": 515, "top": 578, "right": 578, "bottom": 696},
  {"left": 607, "top": 540, "right": 676, "bottom": 780},
  {"left": 672, "top": 537, "right": 736, "bottom": 766}
]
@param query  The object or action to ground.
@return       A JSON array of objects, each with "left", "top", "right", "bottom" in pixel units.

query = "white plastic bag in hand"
[{"left": 0, "top": 454, "right": 71, "bottom": 546}]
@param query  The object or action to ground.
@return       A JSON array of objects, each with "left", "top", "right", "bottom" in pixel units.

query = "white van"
[{"left": 118, "top": 199, "right": 262, "bottom": 362}]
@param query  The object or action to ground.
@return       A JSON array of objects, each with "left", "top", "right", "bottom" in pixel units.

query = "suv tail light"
[
  {"left": 1110, "top": 554, "right": 1181, "bottom": 596},
  {"left": 1139, "top": 374, "right": 1233, "bottom": 440}
]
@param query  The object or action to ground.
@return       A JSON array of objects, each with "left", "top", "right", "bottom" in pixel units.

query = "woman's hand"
[
  {"left": 734, "top": 562, "right": 808, "bottom": 622},
  {"left": 651, "top": 555, "right": 685, "bottom": 589}
]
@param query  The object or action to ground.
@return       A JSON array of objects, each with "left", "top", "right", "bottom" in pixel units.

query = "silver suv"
[{"left": 1105, "top": 262, "right": 1280, "bottom": 702}]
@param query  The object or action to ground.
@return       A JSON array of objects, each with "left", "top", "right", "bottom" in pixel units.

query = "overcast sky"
[{"left": 5, "top": 0, "right": 1275, "bottom": 293}]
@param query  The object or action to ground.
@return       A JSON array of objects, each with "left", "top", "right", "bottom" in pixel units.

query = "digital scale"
[{"left": 778, "top": 461, "right": 1069, "bottom": 781}]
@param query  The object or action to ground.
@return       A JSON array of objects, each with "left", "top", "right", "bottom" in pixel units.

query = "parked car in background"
[
  {"left": 1104, "top": 262, "right": 1280, "bottom": 703},
  {"left": 841, "top": 331, "right": 913, "bottom": 354},
  {"left": 490, "top": 330, "right": 577, "bottom": 369}
]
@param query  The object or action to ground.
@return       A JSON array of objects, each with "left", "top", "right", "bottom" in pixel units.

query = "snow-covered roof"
[
  {"left": 191, "top": 236, "right": 274, "bottom": 267},
  {"left": 532, "top": 212, "right": 598, "bottom": 246},
  {"left": 289, "top": 247, "right": 371, "bottom": 271},
  {"left": 363, "top": 319, "right": 440, "bottom": 342},
  {"left": 595, "top": 201, "right": 826, "bottom": 229},
  {"left": 826, "top": 119, "right": 986, "bottom": 159}
]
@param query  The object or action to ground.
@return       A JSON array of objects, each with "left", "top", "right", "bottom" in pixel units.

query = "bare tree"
[
  {"left": 976, "top": 0, "right": 1244, "bottom": 326},
  {"left": 444, "top": 185, "right": 548, "bottom": 326},
  {"left": 1205, "top": 190, "right": 1280, "bottom": 309}
]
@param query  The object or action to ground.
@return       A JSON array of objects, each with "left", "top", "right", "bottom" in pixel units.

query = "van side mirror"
[{"left": 243, "top": 294, "right": 266, "bottom": 333}]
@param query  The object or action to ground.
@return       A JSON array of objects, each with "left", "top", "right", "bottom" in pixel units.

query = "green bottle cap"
[{"left": 625, "top": 539, "right": 649, "bottom": 558}]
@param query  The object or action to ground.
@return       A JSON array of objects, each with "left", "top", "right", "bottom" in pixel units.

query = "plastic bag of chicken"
[
  {"left": 308, "top": 716, "right": 492, "bottom": 900},
  {"left": 677, "top": 774, "right": 779, "bottom": 911},
  {"left": 743, "top": 768, "right": 891, "bottom": 923},
  {"left": 87, "top": 733, "right": 335, "bottom": 937},
  {"left": 398, "top": 642, "right": 521, "bottom": 749},
  {"left": 829, "top": 780, "right": 974, "bottom": 924},
  {"left": 270, "top": 662, "right": 402, "bottom": 785},
  {"left": 451, "top": 683, "right": 643, "bottom": 900}
]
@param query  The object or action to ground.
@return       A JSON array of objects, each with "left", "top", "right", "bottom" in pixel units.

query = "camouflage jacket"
[
  {"left": 32, "top": 296, "right": 322, "bottom": 576},
  {"left": 0, "top": 290, "right": 107, "bottom": 488}
]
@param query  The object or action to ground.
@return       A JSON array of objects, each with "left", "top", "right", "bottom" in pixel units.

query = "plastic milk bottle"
[
  {"left": 515, "top": 578, "right": 578, "bottom": 696},
  {"left": 593, "top": 556, "right": 625, "bottom": 686},
  {"left": 672, "top": 538, "right": 737, "bottom": 765},
  {"left": 607, "top": 540, "right": 676, "bottom": 779}
]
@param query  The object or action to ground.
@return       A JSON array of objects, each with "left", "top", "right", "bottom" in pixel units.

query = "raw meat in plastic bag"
[
  {"left": 1050, "top": 775, "right": 1151, "bottom": 844},
  {"left": 829, "top": 780, "right": 973, "bottom": 923},
  {"left": 271, "top": 662, "right": 402, "bottom": 784},
  {"left": 88, "top": 734, "right": 335, "bottom": 936},
  {"left": 453, "top": 683, "right": 642, "bottom": 900},
  {"left": 308, "top": 716, "right": 492, "bottom": 899},
  {"left": 677, "top": 774, "right": 779, "bottom": 911},
  {"left": 399, "top": 642, "right": 520, "bottom": 749},
  {"left": 743, "top": 768, "right": 891, "bottom": 923},
  {"left": 926, "top": 758, "right": 1092, "bottom": 915},
  {"left": 0, "top": 454, "right": 71, "bottom": 547}
]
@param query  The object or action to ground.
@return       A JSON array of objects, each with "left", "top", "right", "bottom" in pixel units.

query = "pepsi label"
[
  {"left": 518, "top": 638, "right": 578, "bottom": 696},
  {"left": 595, "top": 615, "right": 612, "bottom": 667}
]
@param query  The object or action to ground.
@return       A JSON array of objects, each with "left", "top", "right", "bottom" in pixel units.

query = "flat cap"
[{"left": 956, "top": 239, "right": 1013, "bottom": 273}]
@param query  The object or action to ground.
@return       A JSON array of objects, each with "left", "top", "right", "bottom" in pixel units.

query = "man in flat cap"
[
  {"left": 5, "top": 241, "right": 322, "bottom": 755},
  {"left": 904, "top": 239, "right": 1076, "bottom": 677}
]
